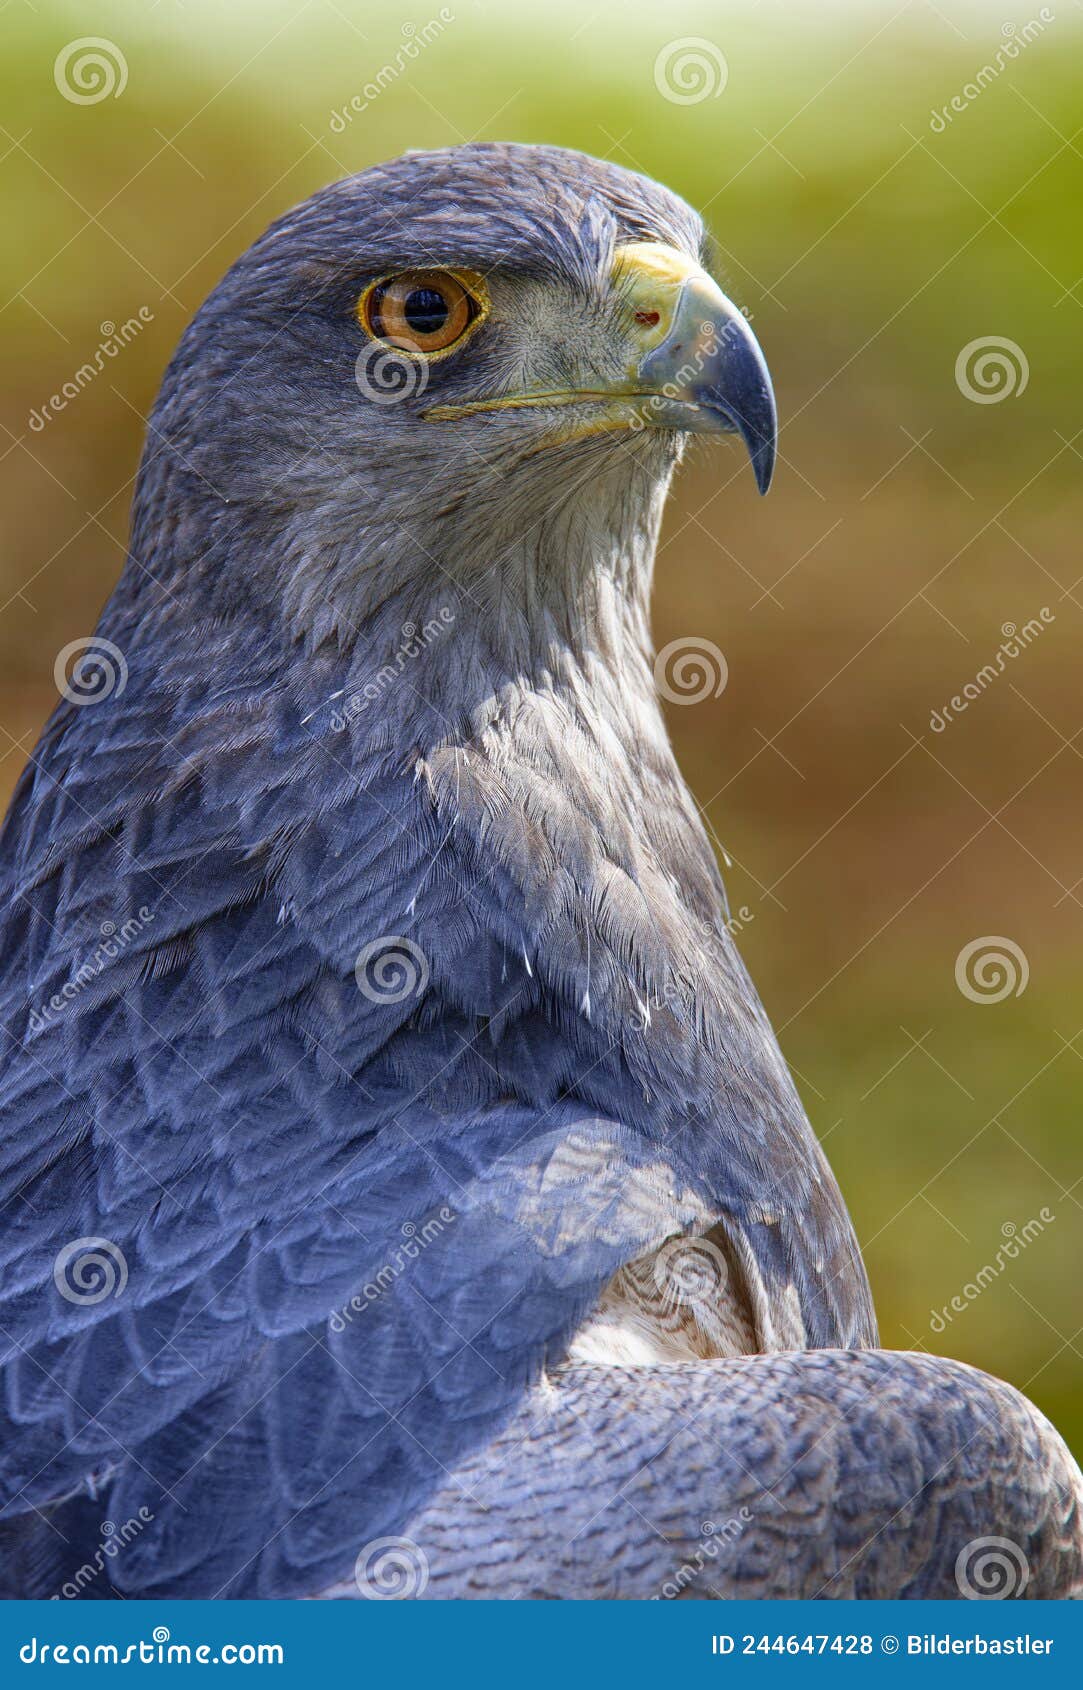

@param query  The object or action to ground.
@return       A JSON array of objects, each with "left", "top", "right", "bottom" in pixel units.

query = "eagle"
[{"left": 0, "top": 142, "right": 1079, "bottom": 1600}]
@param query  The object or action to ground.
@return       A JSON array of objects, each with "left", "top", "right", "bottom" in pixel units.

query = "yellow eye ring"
[{"left": 356, "top": 268, "right": 488, "bottom": 359}]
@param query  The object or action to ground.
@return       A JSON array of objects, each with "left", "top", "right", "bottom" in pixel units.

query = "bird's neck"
[
  {"left": 124, "top": 421, "right": 683, "bottom": 677},
  {"left": 325, "top": 471, "right": 724, "bottom": 949},
  {"left": 123, "top": 436, "right": 689, "bottom": 808},
  {"left": 329, "top": 448, "right": 674, "bottom": 695}
]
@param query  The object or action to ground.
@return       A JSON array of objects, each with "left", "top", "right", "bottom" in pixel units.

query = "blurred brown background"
[{"left": 2, "top": 1, "right": 1080, "bottom": 1450}]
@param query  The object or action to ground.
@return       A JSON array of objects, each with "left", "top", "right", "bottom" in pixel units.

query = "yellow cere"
[{"left": 610, "top": 243, "right": 726, "bottom": 376}]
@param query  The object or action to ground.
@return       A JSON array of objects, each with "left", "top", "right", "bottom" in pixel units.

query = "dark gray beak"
[{"left": 633, "top": 269, "right": 778, "bottom": 495}]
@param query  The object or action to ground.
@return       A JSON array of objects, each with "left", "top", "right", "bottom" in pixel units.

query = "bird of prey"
[{"left": 1, "top": 143, "right": 1080, "bottom": 1601}]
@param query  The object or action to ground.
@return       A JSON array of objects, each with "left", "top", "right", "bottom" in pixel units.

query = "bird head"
[{"left": 133, "top": 144, "right": 775, "bottom": 647}]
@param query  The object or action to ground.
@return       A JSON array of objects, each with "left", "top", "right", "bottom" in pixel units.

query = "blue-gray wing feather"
[{"left": 0, "top": 617, "right": 871, "bottom": 1596}]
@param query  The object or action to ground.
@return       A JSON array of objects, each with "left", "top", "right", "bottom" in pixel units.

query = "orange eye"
[{"left": 358, "top": 270, "right": 482, "bottom": 355}]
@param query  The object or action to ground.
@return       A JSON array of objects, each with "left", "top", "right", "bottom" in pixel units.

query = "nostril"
[{"left": 634, "top": 309, "right": 660, "bottom": 327}]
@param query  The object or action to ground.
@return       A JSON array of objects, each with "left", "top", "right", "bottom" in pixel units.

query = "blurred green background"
[{"left": 2, "top": 1, "right": 1080, "bottom": 1453}]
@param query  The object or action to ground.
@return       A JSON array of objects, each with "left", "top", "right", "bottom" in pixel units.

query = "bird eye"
[{"left": 358, "top": 269, "right": 484, "bottom": 356}]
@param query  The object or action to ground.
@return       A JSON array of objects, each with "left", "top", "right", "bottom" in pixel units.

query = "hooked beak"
[
  {"left": 612, "top": 242, "right": 777, "bottom": 494},
  {"left": 424, "top": 241, "right": 777, "bottom": 495}
]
